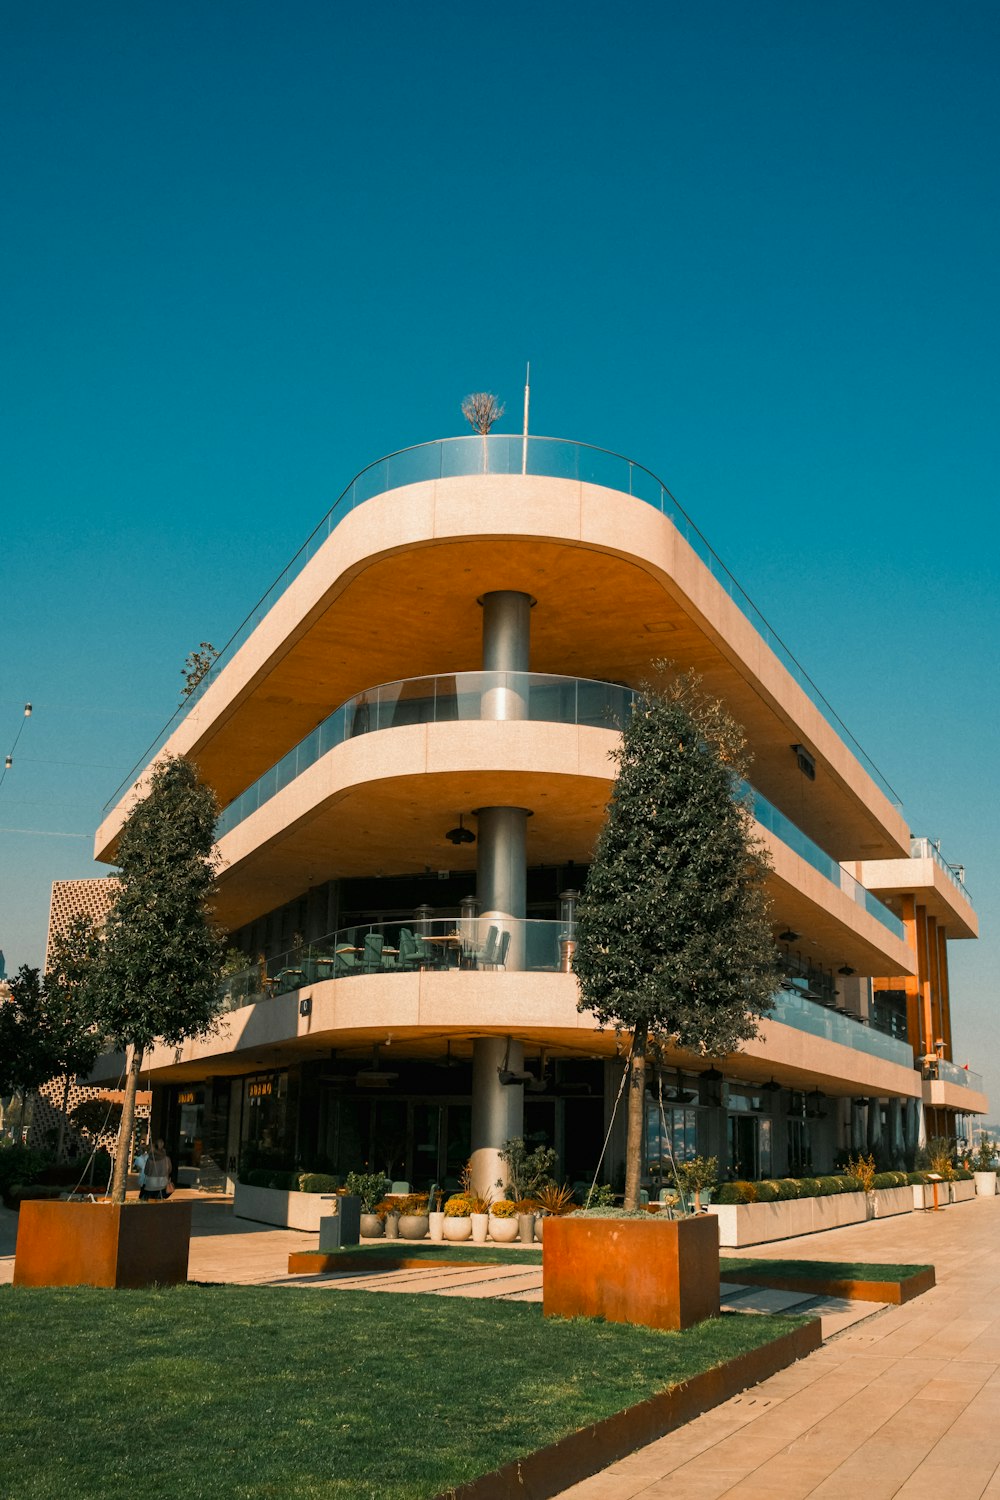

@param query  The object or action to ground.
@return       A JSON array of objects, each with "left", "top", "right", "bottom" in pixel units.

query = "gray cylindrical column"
[
  {"left": 471, "top": 1036, "right": 524, "bottom": 1197},
  {"left": 481, "top": 590, "right": 531, "bottom": 721},
  {"left": 477, "top": 806, "right": 528, "bottom": 970}
]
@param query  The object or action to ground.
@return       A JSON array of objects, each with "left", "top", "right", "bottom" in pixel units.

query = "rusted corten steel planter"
[
  {"left": 13, "top": 1200, "right": 192, "bottom": 1289},
  {"left": 543, "top": 1213, "right": 720, "bottom": 1331}
]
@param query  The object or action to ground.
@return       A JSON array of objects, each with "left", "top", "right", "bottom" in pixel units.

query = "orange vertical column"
[
  {"left": 899, "top": 895, "right": 922, "bottom": 1061},
  {"left": 937, "top": 925, "right": 953, "bottom": 1058},
  {"left": 914, "top": 903, "right": 934, "bottom": 1064}
]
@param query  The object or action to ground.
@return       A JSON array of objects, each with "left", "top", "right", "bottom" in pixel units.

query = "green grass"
[
  {"left": 721, "top": 1257, "right": 932, "bottom": 1282},
  {"left": 313, "top": 1242, "right": 543, "bottom": 1266},
  {"left": 0, "top": 1287, "right": 807, "bottom": 1499}
]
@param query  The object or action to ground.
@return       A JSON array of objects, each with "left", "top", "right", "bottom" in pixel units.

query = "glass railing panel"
[
  {"left": 386, "top": 443, "right": 442, "bottom": 488},
  {"left": 353, "top": 459, "right": 389, "bottom": 506},
  {"left": 318, "top": 705, "right": 347, "bottom": 757},
  {"left": 769, "top": 989, "right": 912, "bottom": 1067},
  {"left": 296, "top": 727, "right": 321, "bottom": 776},
  {"left": 935, "top": 1059, "right": 982, "bottom": 1091},
  {"left": 575, "top": 445, "right": 624, "bottom": 490}
]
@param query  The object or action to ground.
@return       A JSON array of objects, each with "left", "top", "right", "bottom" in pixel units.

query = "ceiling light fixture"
[
  {"left": 445, "top": 814, "right": 476, "bottom": 846},
  {"left": 778, "top": 929, "right": 800, "bottom": 944}
]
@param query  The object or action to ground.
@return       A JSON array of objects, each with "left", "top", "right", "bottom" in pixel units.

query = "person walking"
[{"left": 140, "top": 1139, "right": 172, "bottom": 1200}]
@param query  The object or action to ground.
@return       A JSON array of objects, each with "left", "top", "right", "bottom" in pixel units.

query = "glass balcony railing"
[
  {"left": 214, "top": 672, "right": 631, "bottom": 838},
  {"left": 744, "top": 784, "right": 905, "bottom": 941},
  {"left": 924, "top": 1057, "right": 983, "bottom": 1092},
  {"left": 910, "top": 837, "right": 974, "bottom": 907},
  {"left": 104, "top": 435, "right": 902, "bottom": 814},
  {"left": 218, "top": 916, "right": 576, "bottom": 1010},
  {"left": 211, "top": 669, "right": 903, "bottom": 941},
  {"left": 768, "top": 989, "right": 913, "bottom": 1068}
]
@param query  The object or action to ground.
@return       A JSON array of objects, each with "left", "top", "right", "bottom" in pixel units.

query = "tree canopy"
[
  {"left": 574, "top": 672, "right": 777, "bottom": 1205},
  {"left": 94, "top": 756, "right": 224, "bottom": 1057}
]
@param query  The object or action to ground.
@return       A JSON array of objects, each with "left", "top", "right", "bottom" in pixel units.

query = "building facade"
[{"left": 87, "top": 435, "right": 985, "bottom": 1192}]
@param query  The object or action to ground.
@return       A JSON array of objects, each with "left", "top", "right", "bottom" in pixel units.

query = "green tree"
[
  {"left": 90, "top": 756, "right": 224, "bottom": 1203},
  {"left": 43, "top": 918, "right": 107, "bottom": 1160},
  {"left": 574, "top": 672, "right": 777, "bottom": 1209},
  {"left": 0, "top": 967, "right": 55, "bottom": 1124}
]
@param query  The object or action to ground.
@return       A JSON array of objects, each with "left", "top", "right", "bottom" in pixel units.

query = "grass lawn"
[
  {"left": 720, "top": 1257, "right": 932, "bottom": 1282},
  {"left": 312, "top": 1242, "right": 543, "bottom": 1266},
  {"left": 0, "top": 1286, "right": 807, "bottom": 1499}
]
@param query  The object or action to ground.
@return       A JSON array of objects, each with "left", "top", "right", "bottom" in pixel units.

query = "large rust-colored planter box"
[
  {"left": 543, "top": 1213, "right": 720, "bottom": 1331},
  {"left": 13, "top": 1200, "right": 192, "bottom": 1289}
]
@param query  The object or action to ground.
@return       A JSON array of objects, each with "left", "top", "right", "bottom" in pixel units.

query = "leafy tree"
[
  {"left": 0, "top": 967, "right": 55, "bottom": 1119},
  {"left": 574, "top": 672, "right": 777, "bottom": 1209},
  {"left": 42, "top": 918, "right": 107, "bottom": 1159},
  {"left": 89, "top": 755, "right": 224, "bottom": 1203}
]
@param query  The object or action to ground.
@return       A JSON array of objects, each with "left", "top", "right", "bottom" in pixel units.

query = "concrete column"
[
  {"left": 480, "top": 590, "right": 531, "bottom": 720},
  {"left": 470, "top": 590, "right": 533, "bottom": 1194},
  {"left": 470, "top": 1036, "right": 524, "bottom": 1197}
]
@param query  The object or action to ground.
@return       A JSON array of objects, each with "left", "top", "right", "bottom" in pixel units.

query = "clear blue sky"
[{"left": 2, "top": 2, "right": 998, "bottom": 1099}]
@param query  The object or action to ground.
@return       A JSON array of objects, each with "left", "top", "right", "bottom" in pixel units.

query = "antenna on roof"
[{"left": 521, "top": 361, "right": 531, "bottom": 475}]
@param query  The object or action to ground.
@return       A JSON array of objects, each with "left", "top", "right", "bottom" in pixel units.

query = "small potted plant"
[
  {"left": 973, "top": 1135, "right": 997, "bottom": 1197},
  {"left": 468, "top": 1192, "right": 490, "bottom": 1244},
  {"left": 397, "top": 1193, "right": 430, "bottom": 1240},
  {"left": 345, "top": 1171, "right": 389, "bottom": 1238},
  {"left": 487, "top": 1198, "right": 519, "bottom": 1243},
  {"left": 673, "top": 1156, "right": 719, "bottom": 1213},
  {"left": 442, "top": 1193, "right": 472, "bottom": 1241},
  {"left": 512, "top": 1197, "right": 536, "bottom": 1244},
  {"left": 375, "top": 1198, "right": 400, "bottom": 1239},
  {"left": 532, "top": 1181, "right": 575, "bottom": 1240}
]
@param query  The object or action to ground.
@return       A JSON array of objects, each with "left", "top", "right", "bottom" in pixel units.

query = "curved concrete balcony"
[
  {"left": 132, "top": 960, "right": 922, "bottom": 1104},
  {"left": 95, "top": 441, "right": 911, "bottom": 866}
]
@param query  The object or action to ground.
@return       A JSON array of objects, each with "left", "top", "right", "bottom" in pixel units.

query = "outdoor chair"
[{"left": 362, "top": 932, "right": 385, "bottom": 973}]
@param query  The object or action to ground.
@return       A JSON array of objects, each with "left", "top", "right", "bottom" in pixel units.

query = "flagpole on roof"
[{"left": 521, "top": 361, "right": 530, "bottom": 475}]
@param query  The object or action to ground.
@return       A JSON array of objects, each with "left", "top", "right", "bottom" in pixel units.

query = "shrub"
[
  {"left": 396, "top": 1194, "right": 429, "bottom": 1216},
  {"left": 498, "top": 1138, "right": 557, "bottom": 1201},
  {"left": 489, "top": 1199, "right": 517, "bottom": 1218},
  {"left": 245, "top": 1168, "right": 272, "bottom": 1188},
  {"left": 581, "top": 1183, "right": 616, "bottom": 1209},
  {"left": 0, "top": 1144, "right": 51, "bottom": 1201},
  {"left": 297, "top": 1173, "right": 340, "bottom": 1195},
  {"left": 511, "top": 1198, "right": 537, "bottom": 1214},
  {"left": 9, "top": 1184, "right": 64, "bottom": 1206},
  {"left": 267, "top": 1171, "right": 298, "bottom": 1191},
  {"left": 673, "top": 1156, "right": 719, "bottom": 1203},
  {"left": 443, "top": 1195, "right": 471, "bottom": 1218},
  {"left": 344, "top": 1171, "right": 389, "bottom": 1212},
  {"left": 871, "top": 1171, "right": 907, "bottom": 1190},
  {"left": 973, "top": 1136, "right": 998, "bottom": 1173},
  {"left": 752, "top": 1180, "right": 779, "bottom": 1202},
  {"left": 533, "top": 1182, "right": 575, "bottom": 1216},
  {"left": 373, "top": 1198, "right": 400, "bottom": 1220}
]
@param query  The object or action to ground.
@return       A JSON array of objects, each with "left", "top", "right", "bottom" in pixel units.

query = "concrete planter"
[
  {"left": 13, "top": 1200, "right": 191, "bottom": 1288},
  {"left": 443, "top": 1216, "right": 472, "bottom": 1241},
  {"left": 707, "top": 1191, "right": 869, "bottom": 1247},
  {"left": 870, "top": 1185, "right": 914, "bottom": 1219},
  {"left": 428, "top": 1211, "right": 445, "bottom": 1241},
  {"left": 950, "top": 1178, "right": 977, "bottom": 1203},
  {"left": 974, "top": 1171, "right": 997, "bottom": 1198},
  {"left": 360, "top": 1213, "right": 384, "bottom": 1238},
  {"left": 544, "top": 1214, "right": 720, "bottom": 1332},
  {"left": 488, "top": 1216, "right": 519, "bottom": 1243},
  {"left": 398, "top": 1214, "right": 429, "bottom": 1240},
  {"left": 233, "top": 1182, "right": 339, "bottom": 1232}
]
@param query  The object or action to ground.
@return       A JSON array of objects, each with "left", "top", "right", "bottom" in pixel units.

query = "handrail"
[
  {"left": 910, "top": 836, "right": 974, "bottom": 906},
  {"left": 103, "top": 434, "right": 902, "bottom": 813}
]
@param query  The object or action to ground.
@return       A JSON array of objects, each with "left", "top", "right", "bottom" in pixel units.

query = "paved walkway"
[{"left": 4, "top": 1192, "right": 1000, "bottom": 1495}]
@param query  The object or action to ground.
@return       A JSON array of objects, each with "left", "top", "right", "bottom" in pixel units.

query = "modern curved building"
[{"left": 89, "top": 435, "right": 985, "bottom": 1192}]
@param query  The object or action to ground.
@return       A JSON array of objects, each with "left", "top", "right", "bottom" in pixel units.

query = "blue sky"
[{"left": 2, "top": 2, "right": 998, "bottom": 1099}]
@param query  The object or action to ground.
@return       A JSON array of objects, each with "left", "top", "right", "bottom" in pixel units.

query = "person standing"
[{"left": 140, "top": 1139, "right": 172, "bottom": 1200}]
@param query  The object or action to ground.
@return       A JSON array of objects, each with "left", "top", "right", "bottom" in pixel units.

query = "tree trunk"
[
  {"left": 56, "top": 1074, "right": 70, "bottom": 1162},
  {"left": 110, "top": 1047, "right": 142, "bottom": 1205},
  {"left": 623, "top": 1019, "right": 649, "bottom": 1210}
]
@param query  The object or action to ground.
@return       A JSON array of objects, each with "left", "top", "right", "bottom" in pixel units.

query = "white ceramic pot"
[
  {"left": 443, "top": 1216, "right": 472, "bottom": 1241},
  {"left": 517, "top": 1212, "right": 536, "bottom": 1244},
  {"left": 489, "top": 1216, "right": 519, "bottom": 1243},
  {"left": 534, "top": 1214, "right": 545, "bottom": 1241},
  {"left": 428, "top": 1211, "right": 445, "bottom": 1241},
  {"left": 471, "top": 1212, "right": 489, "bottom": 1244},
  {"left": 974, "top": 1171, "right": 996, "bottom": 1197}
]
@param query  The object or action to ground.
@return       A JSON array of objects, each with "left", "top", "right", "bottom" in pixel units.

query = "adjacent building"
[{"left": 85, "top": 434, "right": 985, "bottom": 1192}]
